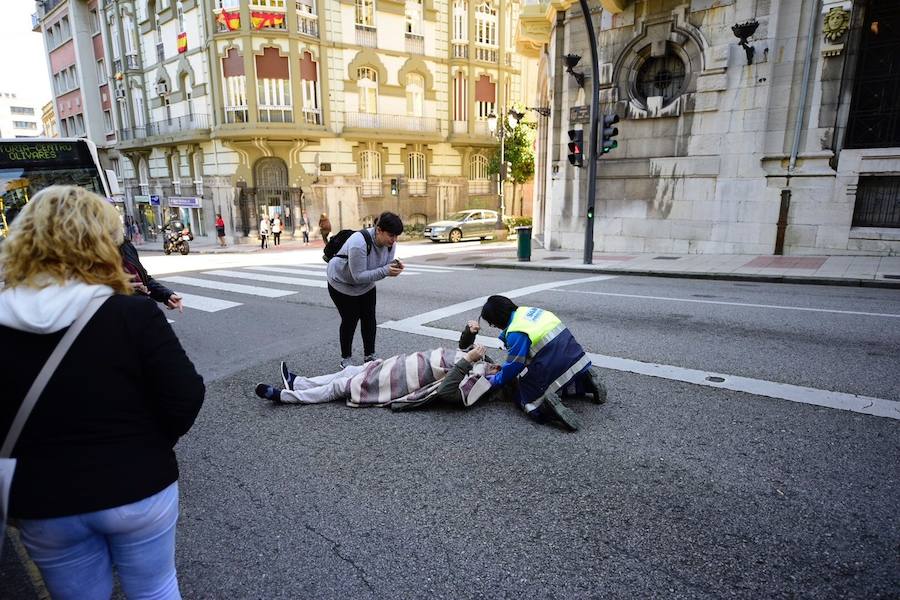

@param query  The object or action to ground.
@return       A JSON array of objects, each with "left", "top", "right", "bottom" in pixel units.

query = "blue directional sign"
[{"left": 149, "top": 195, "right": 160, "bottom": 206}]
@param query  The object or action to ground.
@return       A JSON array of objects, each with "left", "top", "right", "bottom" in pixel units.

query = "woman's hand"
[
  {"left": 465, "top": 344, "right": 486, "bottom": 362},
  {"left": 466, "top": 319, "right": 480, "bottom": 333},
  {"left": 166, "top": 293, "right": 184, "bottom": 313}
]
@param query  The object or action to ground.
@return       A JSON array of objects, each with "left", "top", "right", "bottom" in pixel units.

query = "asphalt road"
[{"left": 3, "top": 245, "right": 899, "bottom": 599}]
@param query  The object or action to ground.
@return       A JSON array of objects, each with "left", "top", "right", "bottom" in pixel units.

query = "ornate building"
[
  {"left": 98, "top": 0, "right": 530, "bottom": 241},
  {"left": 518, "top": 0, "right": 900, "bottom": 255}
]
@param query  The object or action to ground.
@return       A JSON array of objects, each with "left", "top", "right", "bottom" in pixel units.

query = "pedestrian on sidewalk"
[
  {"left": 215, "top": 213, "right": 227, "bottom": 247},
  {"left": 271, "top": 214, "right": 282, "bottom": 246},
  {"left": 479, "top": 296, "right": 607, "bottom": 431},
  {"left": 318, "top": 213, "right": 331, "bottom": 243},
  {"left": 0, "top": 185, "right": 205, "bottom": 600},
  {"left": 325, "top": 211, "right": 403, "bottom": 367},
  {"left": 259, "top": 214, "right": 270, "bottom": 249},
  {"left": 300, "top": 212, "right": 310, "bottom": 245}
]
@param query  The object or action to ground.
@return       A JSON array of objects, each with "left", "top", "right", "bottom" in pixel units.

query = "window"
[
  {"left": 636, "top": 54, "right": 686, "bottom": 106},
  {"left": 60, "top": 118, "right": 69, "bottom": 137},
  {"left": 453, "top": 0, "right": 467, "bottom": 40},
  {"left": 407, "top": 151, "right": 426, "bottom": 195},
  {"left": 852, "top": 176, "right": 900, "bottom": 228},
  {"left": 452, "top": 71, "right": 467, "bottom": 122},
  {"left": 359, "top": 150, "right": 382, "bottom": 196},
  {"left": 474, "top": 1, "right": 498, "bottom": 61},
  {"left": 406, "top": 73, "right": 424, "bottom": 117},
  {"left": 357, "top": 67, "right": 378, "bottom": 114},
  {"left": 405, "top": 0, "right": 423, "bottom": 35},
  {"left": 170, "top": 152, "right": 182, "bottom": 195},
  {"left": 60, "top": 17, "right": 71, "bottom": 40},
  {"left": 12, "top": 121, "right": 37, "bottom": 129},
  {"left": 299, "top": 52, "right": 321, "bottom": 124},
  {"left": 355, "top": 0, "right": 375, "bottom": 27},
  {"left": 468, "top": 154, "right": 491, "bottom": 194},
  {"left": 134, "top": 93, "right": 145, "bottom": 128},
  {"left": 224, "top": 76, "right": 248, "bottom": 122},
  {"left": 90, "top": 10, "right": 101, "bottom": 34},
  {"left": 110, "top": 158, "right": 121, "bottom": 178},
  {"left": 176, "top": 1, "right": 185, "bottom": 32},
  {"left": 97, "top": 59, "right": 107, "bottom": 84},
  {"left": 11, "top": 106, "right": 35, "bottom": 115},
  {"left": 75, "top": 114, "right": 85, "bottom": 136},
  {"left": 258, "top": 79, "right": 292, "bottom": 122},
  {"left": 103, "top": 109, "right": 113, "bottom": 132}
]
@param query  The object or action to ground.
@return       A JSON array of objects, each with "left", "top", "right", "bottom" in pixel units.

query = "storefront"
[
  {"left": 166, "top": 196, "right": 206, "bottom": 237},
  {"left": 133, "top": 195, "right": 161, "bottom": 242}
]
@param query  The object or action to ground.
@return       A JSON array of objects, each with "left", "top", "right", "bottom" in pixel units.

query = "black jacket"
[
  {"left": 120, "top": 239, "right": 174, "bottom": 305},
  {"left": 0, "top": 294, "right": 205, "bottom": 519}
]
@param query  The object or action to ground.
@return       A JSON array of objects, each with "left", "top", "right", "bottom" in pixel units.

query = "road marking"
[
  {"left": 177, "top": 292, "right": 243, "bottom": 312},
  {"left": 248, "top": 266, "right": 334, "bottom": 277},
  {"left": 380, "top": 274, "right": 900, "bottom": 420},
  {"left": 550, "top": 289, "right": 900, "bottom": 318},
  {"left": 159, "top": 275, "right": 296, "bottom": 297},
  {"left": 290, "top": 263, "right": 468, "bottom": 274},
  {"left": 203, "top": 269, "right": 327, "bottom": 287}
]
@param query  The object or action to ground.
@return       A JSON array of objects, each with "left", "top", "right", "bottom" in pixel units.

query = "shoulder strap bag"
[{"left": 0, "top": 295, "right": 107, "bottom": 556}]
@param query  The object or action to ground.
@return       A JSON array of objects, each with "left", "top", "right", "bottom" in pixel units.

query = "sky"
[{"left": 1, "top": 1, "right": 53, "bottom": 107}]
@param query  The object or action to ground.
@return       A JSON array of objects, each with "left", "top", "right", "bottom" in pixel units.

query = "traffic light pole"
[{"left": 579, "top": 0, "right": 600, "bottom": 265}]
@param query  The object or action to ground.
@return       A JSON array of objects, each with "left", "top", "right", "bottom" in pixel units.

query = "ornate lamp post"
[{"left": 487, "top": 108, "right": 523, "bottom": 234}]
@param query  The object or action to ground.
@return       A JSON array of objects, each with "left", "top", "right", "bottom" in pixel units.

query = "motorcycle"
[{"left": 162, "top": 225, "right": 192, "bottom": 255}]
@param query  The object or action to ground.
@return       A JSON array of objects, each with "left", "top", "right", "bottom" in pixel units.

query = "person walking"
[
  {"left": 326, "top": 211, "right": 403, "bottom": 367},
  {"left": 215, "top": 213, "right": 227, "bottom": 247},
  {"left": 0, "top": 185, "right": 205, "bottom": 599},
  {"left": 300, "top": 212, "right": 310, "bottom": 245},
  {"left": 259, "top": 214, "right": 270, "bottom": 249},
  {"left": 318, "top": 212, "right": 332, "bottom": 243},
  {"left": 271, "top": 214, "right": 282, "bottom": 246},
  {"left": 120, "top": 238, "right": 184, "bottom": 312}
]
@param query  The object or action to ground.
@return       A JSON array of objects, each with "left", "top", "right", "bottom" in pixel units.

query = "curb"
[{"left": 474, "top": 262, "right": 900, "bottom": 289}]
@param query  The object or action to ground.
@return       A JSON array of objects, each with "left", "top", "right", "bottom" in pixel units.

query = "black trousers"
[
  {"left": 327, "top": 284, "right": 377, "bottom": 358},
  {"left": 272, "top": 232, "right": 281, "bottom": 245}
]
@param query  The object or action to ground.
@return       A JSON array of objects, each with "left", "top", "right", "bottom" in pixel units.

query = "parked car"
[{"left": 424, "top": 209, "right": 499, "bottom": 243}]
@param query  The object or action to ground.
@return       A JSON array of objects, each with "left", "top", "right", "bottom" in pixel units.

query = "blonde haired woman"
[{"left": 0, "top": 186, "right": 204, "bottom": 599}]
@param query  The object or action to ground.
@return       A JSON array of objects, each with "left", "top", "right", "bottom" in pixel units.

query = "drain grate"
[{"left": 653, "top": 256, "right": 681, "bottom": 260}]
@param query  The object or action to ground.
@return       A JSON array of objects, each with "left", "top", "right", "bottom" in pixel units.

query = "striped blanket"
[{"left": 345, "top": 348, "right": 459, "bottom": 407}]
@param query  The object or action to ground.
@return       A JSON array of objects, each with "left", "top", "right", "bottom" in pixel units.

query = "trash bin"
[{"left": 515, "top": 226, "right": 532, "bottom": 262}]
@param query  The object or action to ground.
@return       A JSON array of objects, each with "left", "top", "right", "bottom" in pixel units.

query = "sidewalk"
[
  {"left": 133, "top": 236, "right": 322, "bottom": 254},
  {"left": 474, "top": 246, "right": 900, "bottom": 289}
]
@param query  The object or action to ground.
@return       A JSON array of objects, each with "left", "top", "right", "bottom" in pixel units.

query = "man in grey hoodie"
[{"left": 325, "top": 211, "right": 404, "bottom": 368}]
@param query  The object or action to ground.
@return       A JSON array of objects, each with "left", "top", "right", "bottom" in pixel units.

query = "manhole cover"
[
  {"left": 706, "top": 376, "right": 726, "bottom": 383},
  {"left": 653, "top": 256, "right": 681, "bottom": 260}
]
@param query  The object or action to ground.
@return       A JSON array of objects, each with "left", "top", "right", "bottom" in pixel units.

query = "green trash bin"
[{"left": 515, "top": 226, "right": 532, "bottom": 262}]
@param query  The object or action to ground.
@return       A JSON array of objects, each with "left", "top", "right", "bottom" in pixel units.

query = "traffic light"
[
  {"left": 567, "top": 129, "right": 584, "bottom": 167},
  {"left": 601, "top": 113, "right": 620, "bottom": 154},
  {"left": 390, "top": 178, "right": 399, "bottom": 196},
  {"left": 499, "top": 161, "right": 512, "bottom": 180}
]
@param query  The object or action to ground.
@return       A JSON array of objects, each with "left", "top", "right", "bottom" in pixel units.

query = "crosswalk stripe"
[
  {"left": 160, "top": 275, "right": 296, "bottom": 297},
  {"left": 178, "top": 292, "right": 243, "bottom": 312},
  {"left": 203, "top": 269, "right": 327, "bottom": 287},
  {"left": 394, "top": 264, "right": 475, "bottom": 272},
  {"left": 249, "top": 266, "right": 331, "bottom": 277}
]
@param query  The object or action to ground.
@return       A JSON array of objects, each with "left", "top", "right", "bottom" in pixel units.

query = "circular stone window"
[{"left": 636, "top": 54, "right": 686, "bottom": 106}]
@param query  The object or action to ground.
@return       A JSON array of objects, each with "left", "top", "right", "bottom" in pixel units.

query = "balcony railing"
[
  {"left": 224, "top": 106, "right": 249, "bottom": 123},
  {"left": 405, "top": 33, "right": 424, "bottom": 55},
  {"left": 355, "top": 24, "right": 377, "bottom": 48},
  {"left": 360, "top": 179, "right": 381, "bottom": 197},
  {"left": 473, "top": 120, "right": 492, "bottom": 136},
  {"left": 302, "top": 107, "right": 322, "bottom": 125},
  {"left": 475, "top": 44, "right": 498, "bottom": 62},
  {"left": 345, "top": 112, "right": 440, "bottom": 133},
  {"left": 118, "top": 113, "right": 210, "bottom": 141},
  {"left": 452, "top": 120, "right": 468, "bottom": 134},
  {"left": 38, "top": 0, "right": 65, "bottom": 16},
  {"left": 451, "top": 41, "right": 468, "bottom": 59},
  {"left": 408, "top": 180, "right": 427, "bottom": 196},
  {"left": 126, "top": 54, "right": 140, "bottom": 70}
]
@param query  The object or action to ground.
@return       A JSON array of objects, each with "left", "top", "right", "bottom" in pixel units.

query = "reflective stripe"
[
  {"left": 529, "top": 323, "right": 566, "bottom": 357},
  {"left": 506, "top": 354, "right": 527, "bottom": 364},
  {"left": 545, "top": 354, "right": 591, "bottom": 395},
  {"left": 524, "top": 396, "right": 545, "bottom": 415}
]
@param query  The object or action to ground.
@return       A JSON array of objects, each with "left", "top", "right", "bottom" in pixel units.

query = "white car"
[{"left": 424, "top": 209, "right": 499, "bottom": 243}]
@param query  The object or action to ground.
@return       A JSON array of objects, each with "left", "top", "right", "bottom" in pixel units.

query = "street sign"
[
  {"left": 569, "top": 105, "right": 590, "bottom": 124},
  {"left": 134, "top": 195, "right": 150, "bottom": 203},
  {"left": 149, "top": 195, "right": 160, "bottom": 206},
  {"left": 168, "top": 196, "right": 201, "bottom": 208}
]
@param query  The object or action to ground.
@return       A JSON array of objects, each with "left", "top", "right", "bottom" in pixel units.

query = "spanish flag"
[
  {"left": 215, "top": 10, "right": 241, "bottom": 31},
  {"left": 251, "top": 11, "right": 286, "bottom": 30},
  {"left": 177, "top": 32, "right": 187, "bottom": 54}
]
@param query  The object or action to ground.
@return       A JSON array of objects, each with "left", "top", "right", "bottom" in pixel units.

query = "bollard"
[{"left": 515, "top": 226, "right": 532, "bottom": 262}]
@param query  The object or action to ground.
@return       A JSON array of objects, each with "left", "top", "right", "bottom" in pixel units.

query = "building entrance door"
[{"left": 254, "top": 158, "right": 293, "bottom": 235}]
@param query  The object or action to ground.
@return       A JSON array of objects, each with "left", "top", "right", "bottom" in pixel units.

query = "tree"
[{"left": 489, "top": 108, "right": 535, "bottom": 218}]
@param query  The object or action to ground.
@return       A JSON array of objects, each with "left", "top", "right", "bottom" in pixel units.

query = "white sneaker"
[{"left": 340, "top": 357, "right": 352, "bottom": 369}]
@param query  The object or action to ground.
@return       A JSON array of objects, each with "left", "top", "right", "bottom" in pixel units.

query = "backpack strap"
[{"left": 359, "top": 228, "right": 373, "bottom": 255}]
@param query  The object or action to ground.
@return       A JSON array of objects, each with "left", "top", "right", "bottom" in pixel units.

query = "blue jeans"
[{"left": 17, "top": 482, "right": 181, "bottom": 600}]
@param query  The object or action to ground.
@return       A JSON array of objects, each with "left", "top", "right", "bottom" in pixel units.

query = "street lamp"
[{"left": 487, "top": 107, "right": 523, "bottom": 233}]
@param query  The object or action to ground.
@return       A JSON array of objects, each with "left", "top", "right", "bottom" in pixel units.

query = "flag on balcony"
[
  {"left": 177, "top": 32, "right": 187, "bottom": 53},
  {"left": 216, "top": 10, "right": 241, "bottom": 31},
  {"left": 250, "top": 11, "right": 285, "bottom": 30}
]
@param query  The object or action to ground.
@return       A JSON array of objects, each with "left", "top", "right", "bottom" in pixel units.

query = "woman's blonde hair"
[{"left": 1, "top": 185, "right": 131, "bottom": 294}]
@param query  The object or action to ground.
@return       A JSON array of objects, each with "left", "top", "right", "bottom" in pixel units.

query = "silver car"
[{"left": 424, "top": 209, "right": 499, "bottom": 243}]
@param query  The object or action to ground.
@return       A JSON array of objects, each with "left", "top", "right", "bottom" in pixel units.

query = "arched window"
[
  {"left": 358, "top": 67, "right": 378, "bottom": 114},
  {"left": 359, "top": 150, "right": 382, "bottom": 196},
  {"left": 475, "top": 1, "right": 497, "bottom": 61},
  {"left": 138, "top": 158, "right": 150, "bottom": 195},
  {"left": 468, "top": 154, "right": 490, "bottom": 195},
  {"left": 406, "top": 73, "right": 424, "bottom": 118},
  {"left": 407, "top": 151, "right": 426, "bottom": 195}
]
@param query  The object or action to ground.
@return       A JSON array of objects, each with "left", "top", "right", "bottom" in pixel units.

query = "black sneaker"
[
  {"left": 280, "top": 361, "right": 296, "bottom": 390},
  {"left": 542, "top": 392, "right": 581, "bottom": 432},
  {"left": 255, "top": 383, "right": 283, "bottom": 404},
  {"left": 364, "top": 354, "right": 376, "bottom": 363},
  {"left": 585, "top": 367, "right": 608, "bottom": 404}
]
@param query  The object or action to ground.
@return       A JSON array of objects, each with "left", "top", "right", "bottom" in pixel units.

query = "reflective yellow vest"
[{"left": 506, "top": 307, "right": 563, "bottom": 357}]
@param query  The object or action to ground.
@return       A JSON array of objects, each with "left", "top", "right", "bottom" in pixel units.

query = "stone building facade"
[
  {"left": 95, "top": 0, "right": 533, "bottom": 242},
  {"left": 517, "top": 0, "right": 900, "bottom": 255}
]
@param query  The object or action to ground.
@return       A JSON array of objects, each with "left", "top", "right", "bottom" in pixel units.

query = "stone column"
[{"left": 247, "top": 188, "right": 259, "bottom": 237}]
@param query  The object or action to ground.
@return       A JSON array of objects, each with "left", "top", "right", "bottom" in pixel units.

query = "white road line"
[
  {"left": 379, "top": 274, "right": 900, "bottom": 420},
  {"left": 550, "top": 289, "right": 900, "bottom": 318},
  {"left": 203, "top": 270, "right": 327, "bottom": 288},
  {"left": 248, "top": 266, "right": 332, "bottom": 277},
  {"left": 159, "top": 275, "right": 296, "bottom": 297},
  {"left": 177, "top": 292, "right": 243, "bottom": 312},
  {"left": 395, "top": 264, "right": 475, "bottom": 272}
]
